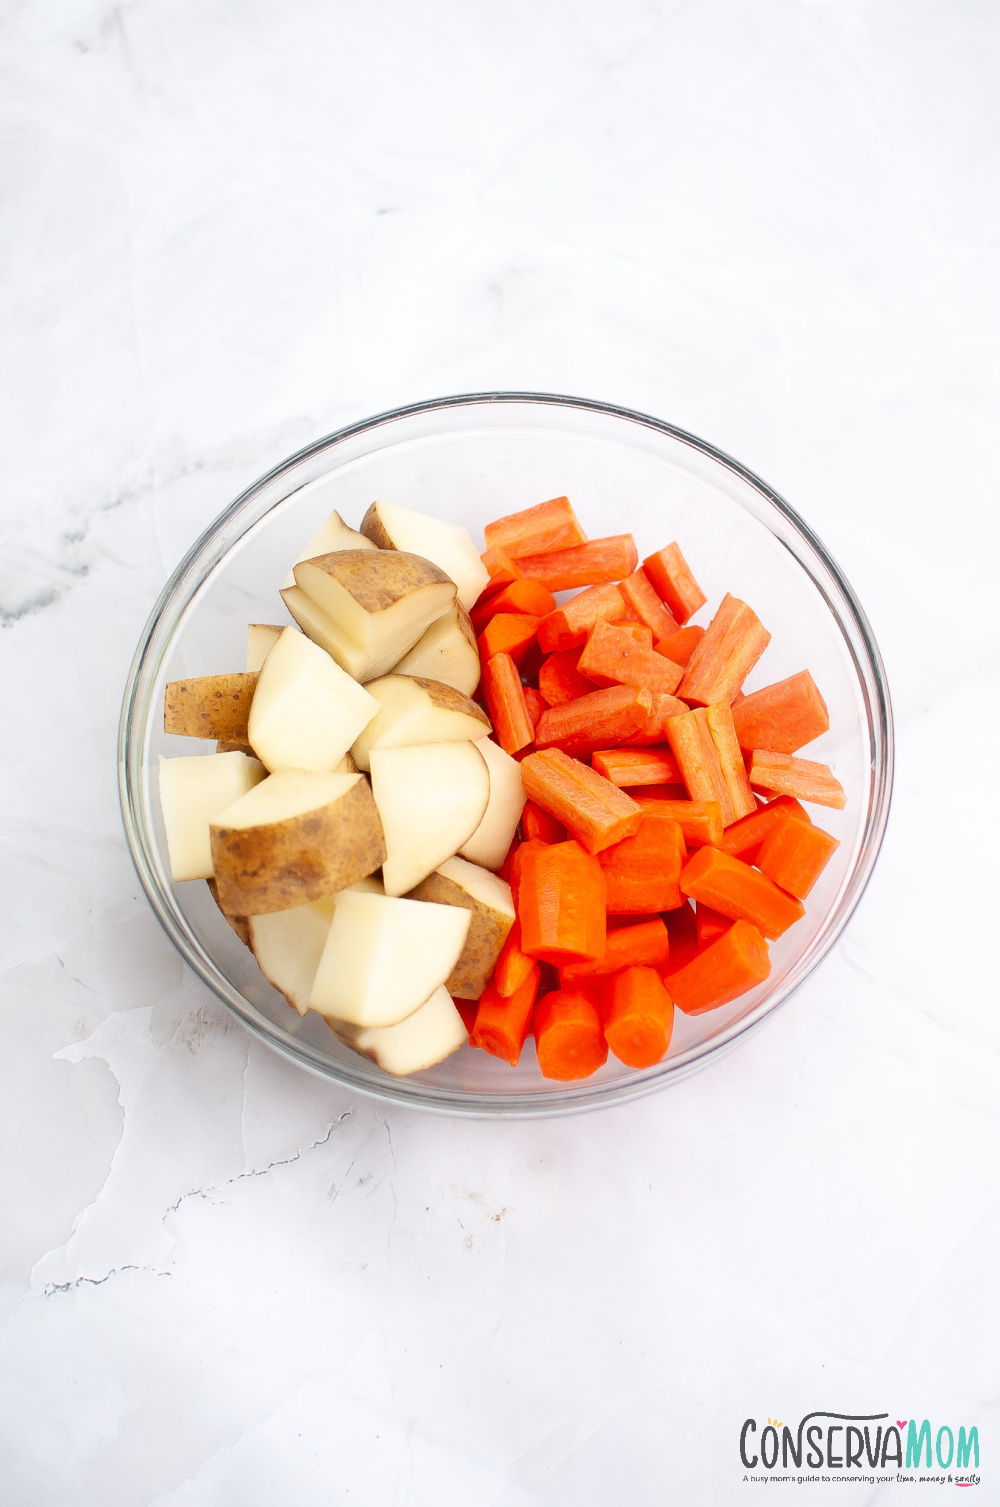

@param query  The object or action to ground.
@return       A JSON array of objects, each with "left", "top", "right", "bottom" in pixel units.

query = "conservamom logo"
[{"left": 740, "top": 1411, "right": 980, "bottom": 1484}]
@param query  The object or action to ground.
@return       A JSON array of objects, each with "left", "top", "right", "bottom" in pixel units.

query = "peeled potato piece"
[
  {"left": 369, "top": 740, "right": 491, "bottom": 896},
  {"left": 459, "top": 736, "right": 526, "bottom": 871},
  {"left": 309, "top": 889, "right": 471, "bottom": 1027},
  {"left": 408, "top": 855, "right": 514, "bottom": 999},
  {"left": 391, "top": 602, "right": 481, "bottom": 696},
  {"left": 289, "top": 550, "right": 456, "bottom": 683},
  {"left": 338, "top": 985, "right": 468, "bottom": 1076},
  {"left": 210, "top": 769, "right": 385, "bottom": 915},
  {"left": 350, "top": 674, "right": 490, "bottom": 772},
  {"left": 247, "top": 626, "right": 379, "bottom": 773},
  {"left": 164, "top": 673, "right": 259, "bottom": 741},
  {"left": 281, "top": 509, "right": 376, "bottom": 590},
  {"left": 248, "top": 877, "right": 383, "bottom": 1015},
  {"left": 158, "top": 751, "right": 266, "bottom": 882},
  {"left": 360, "top": 501, "right": 490, "bottom": 611},
  {"left": 246, "top": 623, "right": 285, "bottom": 672}
]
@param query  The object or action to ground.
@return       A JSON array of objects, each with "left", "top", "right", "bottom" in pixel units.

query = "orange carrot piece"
[
  {"left": 509, "top": 839, "right": 547, "bottom": 910},
  {"left": 497, "top": 834, "right": 519, "bottom": 882},
  {"left": 577, "top": 621, "right": 684, "bottom": 697},
  {"left": 521, "top": 800, "right": 567, "bottom": 844},
  {"left": 470, "top": 969, "right": 540, "bottom": 1065},
  {"left": 591, "top": 747, "right": 682, "bottom": 787},
  {"left": 617, "top": 622, "right": 654, "bottom": 646},
  {"left": 535, "top": 684, "right": 654, "bottom": 757},
  {"left": 718, "top": 797, "right": 811, "bottom": 863},
  {"left": 757, "top": 817, "right": 839, "bottom": 900},
  {"left": 664, "top": 707, "right": 735, "bottom": 823},
  {"left": 560, "top": 918, "right": 670, "bottom": 982},
  {"left": 731, "top": 670, "right": 829, "bottom": 754},
  {"left": 454, "top": 998, "right": 478, "bottom": 1035},
  {"left": 668, "top": 919, "right": 771, "bottom": 1014},
  {"left": 679, "top": 847, "right": 804, "bottom": 939},
  {"left": 619, "top": 692, "right": 690, "bottom": 746},
  {"left": 598, "top": 806, "right": 687, "bottom": 914},
  {"left": 749, "top": 750, "right": 846, "bottom": 810},
  {"left": 600, "top": 966, "right": 674, "bottom": 1068},
  {"left": 477, "top": 612, "right": 541, "bottom": 667},
  {"left": 536, "top": 582, "right": 626, "bottom": 653},
  {"left": 618, "top": 568, "right": 680, "bottom": 641},
  {"left": 470, "top": 579, "right": 557, "bottom": 633},
  {"left": 622, "top": 782, "right": 689, "bottom": 802},
  {"left": 493, "top": 918, "right": 536, "bottom": 997},
  {"left": 642, "top": 542, "right": 706, "bottom": 624},
  {"left": 534, "top": 988, "right": 609, "bottom": 1080},
  {"left": 479, "top": 546, "right": 523, "bottom": 596},
  {"left": 655, "top": 624, "right": 705, "bottom": 668},
  {"left": 522, "top": 687, "right": 547, "bottom": 733},
  {"left": 634, "top": 796, "right": 723, "bottom": 848},
  {"left": 518, "top": 840, "right": 607, "bottom": 964},
  {"left": 678, "top": 594, "right": 771, "bottom": 706},
  {"left": 516, "top": 535, "right": 639, "bottom": 592},
  {"left": 696, "top": 903, "right": 731, "bottom": 949},
  {"left": 519, "top": 748, "right": 642, "bottom": 855},
  {"left": 484, "top": 496, "right": 586, "bottom": 559},
  {"left": 663, "top": 902, "right": 699, "bottom": 977},
  {"left": 705, "top": 701, "right": 756, "bottom": 823},
  {"left": 537, "top": 648, "right": 598, "bottom": 707},
  {"left": 482, "top": 653, "right": 535, "bottom": 755}
]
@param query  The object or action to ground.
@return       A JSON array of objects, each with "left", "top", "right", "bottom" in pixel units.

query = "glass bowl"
[{"left": 119, "top": 393, "right": 893, "bottom": 1117}]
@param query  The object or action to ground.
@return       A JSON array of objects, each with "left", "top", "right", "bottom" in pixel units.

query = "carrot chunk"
[
  {"left": 704, "top": 701, "right": 756, "bottom": 823},
  {"left": 655, "top": 624, "right": 705, "bottom": 668},
  {"left": 479, "top": 546, "right": 523, "bottom": 596},
  {"left": 523, "top": 687, "right": 547, "bottom": 732},
  {"left": 617, "top": 622, "right": 654, "bottom": 646},
  {"left": 663, "top": 902, "right": 699, "bottom": 977},
  {"left": 516, "top": 535, "right": 639, "bottom": 592},
  {"left": 678, "top": 594, "right": 771, "bottom": 706},
  {"left": 538, "top": 648, "right": 598, "bottom": 707},
  {"left": 679, "top": 846, "right": 805, "bottom": 939},
  {"left": 718, "top": 799, "right": 810, "bottom": 863},
  {"left": 497, "top": 834, "right": 519, "bottom": 882},
  {"left": 642, "top": 542, "right": 706, "bottom": 624},
  {"left": 477, "top": 613, "right": 541, "bottom": 667},
  {"left": 454, "top": 999, "right": 478, "bottom": 1035},
  {"left": 598, "top": 805, "right": 687, "bottom": 913},
  {"left": 470, "top": 580, "right": 557, "bottom": 633},
  {"left": 518, "top": 840, "right": 607, "bottom": 964},
  {"left": 534, "top": 989, "right": 609, "bottom": 1080},
  {"left": 508, "top": 838, "right": 547, "bottom": 909},
  {"left": 520, "top": 748, "right": 643, "bottom": 854},
  {"left": 535, "top": 684, "right": 654, "bottom": 757},
  {"left": 618, "top": 568, "right": 680, "bottom": 641},
  {"left": 561, "top": 918, "right": 671, "bottom": 982},
  {"left": 484, "top": 496, "right": 586, "bottom": 559},
  {"left": 592, "top": 746, "right": 682, "bottom": 787},
  {"left": 633, "top": 796, "right": 723, "bottom": 848},
  {"left": 619, "top": 692, "right": 690, "bottom": 745},
  {"left": 756, "top": 817, "right": 839, "bottom": 899},
  {"left": 664, "top": 707, "right": 735, "bottom": 823},
  {"left": 599, "top": 966, "right": 674, "bottom": 1068},
  {"left": 749, "top": 750, "right": 846, "bottom": 809},
  {"left": 668, "top": 919, "right": 771, "bottom": 1014},
  {"left": 731, "top": 670, "right": 829, "bottom": 754},
  {"left": 577, "top": 621, "right": 684, "bottom": 696},
  {"left": 536, "top": 582, "right": 626, "bottom": 653},
  {"left": 482, "top": 653, "right": 535, "bottom": 756},
  {"left": 493, "top": 918, "right": 537, "bottom": 997},
  {"left": 521, "top": 800, "right": 567, "bottom": 844},
  {"left": 470, "top": 969, "right": 540, "bottom": 1065},
  {"left": 696, "top": 903, "right": 731, "bottom": 949}
]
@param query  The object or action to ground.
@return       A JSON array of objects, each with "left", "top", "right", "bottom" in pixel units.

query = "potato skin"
[
  {"left": 211, "top": 776, "right": 386, "bottom": 915},
  {"left": 206, "top": 877, "right": 251, "bottom": 946},
  {"left": 407, "top": 871, "right": 514, "bottom": 999},
  {"left": 359, "top": 503, "right": 394, "bottom": 550},
  {"left": 407, "top": 675, "right": 491, "bottom": 728},
  {"left": 298, "top": 549, "right": 454, "bottom": 615},
  {"left": 164, "top": 673, "right": 259, "bottom": 740}
]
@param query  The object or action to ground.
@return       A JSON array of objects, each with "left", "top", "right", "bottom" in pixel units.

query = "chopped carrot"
[
  {"left": 521, "top": 800, "right": 567, "bottom": 843},
  {"left": 538, "top": 648, "right": 598, "bottom": 707},
  {"left": 520, "top": 748, "right": 643, "bottom": 854},
  {"left": 619, "top": 692, "right": 690, "bottom": 746},
  {"left": 664, "top": 707, "right": 735, "bottom": 823},
  {"left": 621, "top": 782, "right": 689, "bottom": 802},
  {"left": 484, "top": 496, "right": 586, "bottom": 559},
  {"left": 618, "top": 568, "right": 680, "bottom": 641},
  {"left": 493, "top": 918, "right": 536, "bottom": 997},
  {"left": 680, "top": 847, "right": 805, "bottom": 939},
  {"left": 634, "top": 796, "right": 723, "bottom": 848},
  {"left": 561, "top": 918, "right": 671, "bottom": 982},
  {"left": 731, "top": 670, "right": 829, "bottom": 754},
  {"left": 497, "top": 834, "right": 519, "bottom": 883},
  {"left": 536, "top": 582, "right": 626, "bottom": 653},
  {"left": 696, "top": 903, "right": 731, "bottom": 949},
  {"left": 599, "top": 805, "right": 687, "bottom": 913},
  {"left": 535, "top": 684, "right": 654, "bottom": 757},
  {"left": 470, "top": 579, "right": 557, "bottom": 633},
  {"left": 718, "top": 797, "right": 811, "bottom": 863},
  {"left": 704, "top": 701, "right": 756, "bottom": 823},
  {"left": 756, "top": 817, "right": 839, "bottom": 899},
  {"left": 642, "top": 542, "right": 706, "bottom": 624},
  {"left": 656, "top": 624, "right": 704, "bottom": 668},
  {"left": 482, "top": 653, "right": 535, "bottom": 755},
  {"left": 479, "top": 546, "right": 523, "bottom": 596},
  {"left": 454, "top": 999, "right": 478, "bottom": 1035},
  {"left": 600, "top": 966, "right": 674, "bottom": 1068},
  {"left": 617, "top": 622, "right": 654, "bottom": 646},
  {"left": 518, "top": 840, "right": 607, "bottom": 964},
  {"left": 522, "top": 687, "right": 547, "bottom": 732},
  {"left": 591, "top": 747, "right": 682, "bottom": 787},
  {"left": 477, "top": 612, "right": 541, "bottom": 666},
  {"left": 678, "top": 594, "right": 771, "bottom": 706},
  {"left": 516, "top": 535, "right": 639, "bottom": 592},
  {"left": 509, "top": 839, "right": 547, "bottom": 910},
  {"left": 470, "top": 970, "right": 540, "bottom": 1065},
  {"left": 534, "top": 988, "right": 608, "bottom": 1080},
  {"left": 749, "top": 750, "right": 846, "bottom": 809},
  {"left": 578, "top": 621, "right": 684, "bottom": 696},
  {"left": 668, "top": 919, "right": 771, "bottom": 1014},
  {"left": 663, "top": 902, "right": 699, "bottom": 976}
]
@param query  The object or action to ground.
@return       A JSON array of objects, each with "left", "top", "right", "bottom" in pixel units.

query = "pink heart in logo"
[{"left": 896, "top": 1420, "right": 907, "bottom": 1428}]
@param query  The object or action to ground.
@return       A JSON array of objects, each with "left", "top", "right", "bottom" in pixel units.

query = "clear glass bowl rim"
[{"left": 119, "top": 390, "right": 894, "bottom": 1118}]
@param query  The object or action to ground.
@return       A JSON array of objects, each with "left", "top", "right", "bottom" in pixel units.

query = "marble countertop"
[{"left": 2, "top": 3, "right": 997, "bottom": 1503}]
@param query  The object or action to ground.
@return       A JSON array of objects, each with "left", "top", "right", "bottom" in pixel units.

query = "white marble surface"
[{"left": 2, "top": 2, "right": 998, "bottom": 1502}]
